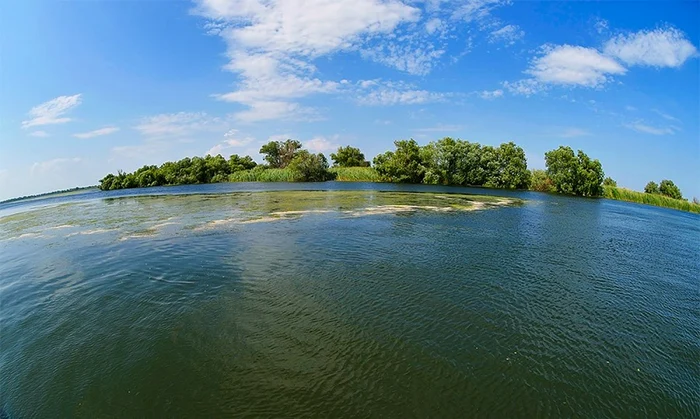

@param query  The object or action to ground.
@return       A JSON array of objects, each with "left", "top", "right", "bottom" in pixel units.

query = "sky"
[{"left": 1, "top": 0, "right": 698, "bottom": 201}]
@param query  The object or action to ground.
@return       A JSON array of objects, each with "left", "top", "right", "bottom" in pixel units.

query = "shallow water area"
[{"left": 0, "top": 183, "right": 698, "bottom": 417}]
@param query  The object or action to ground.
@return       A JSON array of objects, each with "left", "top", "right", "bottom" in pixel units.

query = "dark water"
[{"left": 1, "top": 183, "right": 698, "bottom": 417}]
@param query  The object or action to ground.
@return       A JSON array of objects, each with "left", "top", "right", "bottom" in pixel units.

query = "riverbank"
[{"left": 603, "top": 186, "right": 700, "bottom": 214}]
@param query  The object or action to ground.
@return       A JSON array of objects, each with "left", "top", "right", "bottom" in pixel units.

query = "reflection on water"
[{"left": 0, "top": 184, "right": 698, "bottom": 418}]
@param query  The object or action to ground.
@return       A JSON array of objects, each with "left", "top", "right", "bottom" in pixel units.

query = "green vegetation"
[
  {"left": 544, "top": 146, "right": 604, "bottom": 197},
  {"left": 95, "top": 136, "right": 696, "bottom": 214},
  {"left": 604, "top": 186, "right": 700, "bottom": 214},
  {"left": 529, "top": 169, "right": 556, "bottom": 193},
  {"left": 330, "top": 166, "right": 381, "bottom": 182},
  {"left": 330, "top": 146, "right": 370, "bottom": 167},
  {"left": 373, "top": 138, "right": 531, "bottom": 188}
]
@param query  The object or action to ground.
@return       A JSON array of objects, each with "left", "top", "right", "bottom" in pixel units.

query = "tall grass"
[
  {"left": 228, "top": 168, "right": 298, "bottom": 182},
  {"left": 603, "top": 186, "right": 700, "bottom": 214},
  {"left": 330, "top": 167, "right": 381, "bottom": 182}
]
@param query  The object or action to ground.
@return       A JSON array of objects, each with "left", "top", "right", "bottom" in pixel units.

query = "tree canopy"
[
  {"left": 330, "top": 146, "right": 370, "bottom": 167},
  {"left": 99, "top": 154, "right": 257, "bottom": 190},
  {"left": 644, "top": 181, "right": 659, "bottom": 194},
  {"left": 259, "top": 139, "right": 302, "bottom": 168},
  {"left": 644, "top": 179, "right": 683, "bottom": 200},
  {"left": 544, "top": 146, "right": 604, "bottom": 196},
  {"left": 289, "top": 151, "right": 334, "bottom": 181},
  {"left": 603, "top": 177, "right": 617, "bottom": 187}
]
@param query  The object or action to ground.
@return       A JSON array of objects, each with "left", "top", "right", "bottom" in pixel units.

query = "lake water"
[{"left": 1, "top": 182, "right": 698, "bottom": 417}]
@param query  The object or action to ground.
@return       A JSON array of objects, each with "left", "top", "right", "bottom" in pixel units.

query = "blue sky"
[{"left": 1, "top": 0, "right": 698, "bottom": 200}]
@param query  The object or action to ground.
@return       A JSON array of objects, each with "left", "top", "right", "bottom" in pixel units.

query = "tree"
[
  {"left": 373, "top": 139, "right": 425, "bottom": 183},
  {"left": 288, "top": 151, "right": 334, "bottom": 181},
  {"left": 603, "top": 177, "right": 617, "bottom": 187},
  {"left": 530, "top": 169, "right": 556, "bottom": 193},
  {"left": 644, "top": 181, "right": 659, "bottom": 194},
  {"left": 659, "top": 179, "right": 682, "bottom": 200},
  {"left": 330, "top": 146, "right": 370, "bottom": 167},
  {"left": 486, "top": 142, "right": 530, "bottom": 189},
  {"left": 544, "top": 146, "right": 604, "bottom": 196},
  {"left": 259, "top": 139, "right": 302, "bottom": 168},
  {"left": 228, "top": 154, "right": 257, "bottom": 172}
]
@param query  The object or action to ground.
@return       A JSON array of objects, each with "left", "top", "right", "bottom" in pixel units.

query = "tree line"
[{"left": 98, "top": 137, "right": 686, "bottom": 201}]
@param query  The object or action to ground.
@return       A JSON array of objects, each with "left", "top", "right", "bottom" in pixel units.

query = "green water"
[{"left": 1, "top": 184, "right": 698, "bottom": 417}]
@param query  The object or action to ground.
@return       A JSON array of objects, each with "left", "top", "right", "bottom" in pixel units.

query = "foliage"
[
  {"left": 259, "top": 139, "right": 302, "bottom": 168},
  {"left": 544, "top": 146, "right": 604, "bottom": 196},
  {"left": 373, "top": 139, "right": 426, "bottom": 183},
  {"left": 529, "top": 169, "right": 556, "bottom": 193},
  {"left": 644, "top": 179, "right": 683, "bottom": 200},
  {"left": 604, "top": 186, "right": 700, "bottom": 214},
  {"left": 603, "top": 177, "right": 617, "bottom": 187},
  {"left": 330, "top": 167, "right": 381, "bottom": 182},
  {"left": 330, "top": 146, "right": 370, "bottom": 167},
  {"left": 658, "top": 179, "right": 682, "bottom": 200},
  {"left": 374, "top": 138, "right": 530, "bottom": 189},
  {"left": 644, "top": 181, "right": 659, "bottom": 194},
  {"left": 99, "top": 154, "right": 258, "bottom": 190},
  {"left": 228, "top": 167, "right": 297, "bottom": 182},
  {"left": 287, "top": 151, "right": 335, "bottom": 181}
]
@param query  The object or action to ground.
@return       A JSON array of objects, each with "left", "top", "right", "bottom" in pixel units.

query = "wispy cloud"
[
  {"left": 623, "top": 122, "right": 677, "bottom": 136},
  {"left": 652, "top": 109, "right": 681, "bottom": 123},
  {"left": 560, "top": 128, "right": 590, "bottom": 138},
  {"left": 135, "top": 112, "right": 228, "bottom": 138},
  {"left": 489, "top": 25, "right": 524, "bottom": 45},
  {"left": 29, "top": 130, "right": 50, "bottom": 138},
  {"left": 73, "top": 126, "right": 120, "bottom": 139},
  {"left": 478, "top": 89, "right": 503, "bottom": 100},
  {"left": 22, "top": 94, "right": 82, "bottom": 128},
  {"left": 30, "top": 157, "right": 82, "bottom": 175},
  {"left": 414, "top": 124, "right": 463, "bottom": 133},
  {"left": 356, "top": 80, "right": 448, "bottom": 106},
  {"left": 305, "top": 136, "right": 340, "bottom": 153}
]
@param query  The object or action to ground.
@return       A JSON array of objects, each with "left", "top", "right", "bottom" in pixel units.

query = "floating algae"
[{"left": 1, "top": 190, "right": 522, "bottom": 242}]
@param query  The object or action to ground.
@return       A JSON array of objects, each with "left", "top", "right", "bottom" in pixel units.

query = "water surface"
[{"left": 1, "top": 183, "right": 698, "bottom": 417}]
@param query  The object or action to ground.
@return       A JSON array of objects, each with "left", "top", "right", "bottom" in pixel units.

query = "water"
[{"left": 1, "top": 183, "right": 698, "bottom": 417}]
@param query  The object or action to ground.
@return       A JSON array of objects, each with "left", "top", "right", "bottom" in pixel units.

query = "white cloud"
[
  {"left": 478, "top": 89, "right": 503, "bottom": 100},
  {"left": 73, "top": 126, "right": 120, "bottom": 139},
  {"left": 527, "top": 45, "right": 626, "bottom": 87},
  {"left": 305, "top": 136, "right": 340, "bottom": 153},
  {"left": 22, "top": 94, "right": 82, "bottom": 128},
  {"left": 560, "top": 128, "right": 590, "bottom": 138},
  {"left": 623, "top": 122, "right": 677, "bottom": 135},
  {"left": 356, "top": 80, "right": 447, "bottom": 106},
  {"left": 134, "top": 112, "right": 228, "bottom": 138},
  {"left": 425, "top": 18, "right": 445, "bottom": 35},
  {"left": 30, "top": 157, "right": 82, "bottom": 176},
  {"left": 193, "top": 0, "right": 420, "bottom": 121},
  {"left": 29, "top": 130, "right": 50, "bottom": 138},
  {"left": 625, "top": 105, "right": 637, "bottom": 111},
  {"left": 489, "top": 24, "right": 524, "bottom": 45},
  {"left": 603, "top": 28, "right": 698, "bottom": 68}
]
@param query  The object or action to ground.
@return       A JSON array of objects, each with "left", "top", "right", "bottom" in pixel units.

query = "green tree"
[
  {"left": 659, "top": 179, "right": 682, "bottom": 200},
  {"left": 529, "top": 169, "right": 556, "bottom": 193},
  {"left": 373, "top": 139, "right": 425, "bottom": 183},
  {"left": 288, "top": 151, "right": 334, "bottom": 181},
  {"left": 228, "top": 154, "right": 257, "bottom": 172},
  {"left": 544, "top": 146, "right": 604, "bottom": 196},
  {"left": 330, "top": 146, "right": 370, "bottom": 167},
  {"left": 260, "top": 139, "right": 302, "bottom": 168},
  {"left": 603, "top": 177, "right": 617, "bottom": 187},
  {"left": 644, "top": 181, "right": 659, "bottom": 194},
  {"left": 486, "top": 142, "right": 530, "bottom": 189}
]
